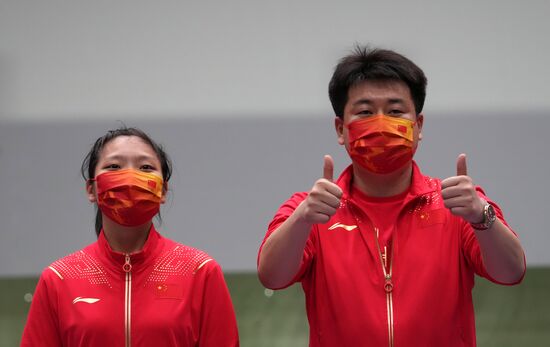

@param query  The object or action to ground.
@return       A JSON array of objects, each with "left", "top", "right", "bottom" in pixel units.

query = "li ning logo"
[
  {"left": 328, "top": 222, "right": 358, "bottom": 231},
  {"left": 72, "top": 297, "right": 100, "bottom": 304}
]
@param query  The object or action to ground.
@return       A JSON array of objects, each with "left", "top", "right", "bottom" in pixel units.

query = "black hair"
[
  {"left": 81, "top": 127, "right": 173, "bottom": 236},
  {"left": 328, "top": 45, "right": 427, "bottom": 118}
]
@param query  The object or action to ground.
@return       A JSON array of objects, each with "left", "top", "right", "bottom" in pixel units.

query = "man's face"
[{"left": 335, "top": 79, "right": 424, "bottom": 151}]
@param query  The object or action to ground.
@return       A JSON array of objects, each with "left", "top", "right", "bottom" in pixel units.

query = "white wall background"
[
  {"left": 0, "top": 1, "right": 549, "bottom": 276},
  {"left": 0, "top": 0, "right": 549, "bottom": 121}
]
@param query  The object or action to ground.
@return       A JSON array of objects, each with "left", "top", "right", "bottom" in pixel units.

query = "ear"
[
  {"left": 335, "top": 117, "right": 345, "bottom": 145},
  {"left": 86, "top": 180, "right": 97, "bottom": 203},
  {"left": 416, "top": 113, "right": 424, "bottom": 141},
  {"left": 160, "top": 181, "right": 168, "bottom": 204}
]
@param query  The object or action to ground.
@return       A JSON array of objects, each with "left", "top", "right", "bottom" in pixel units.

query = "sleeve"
[
  {"left": 257, "top": 192, "right": 317, "bottom": 289},
  {"left": 460, "top": 187, "right": 526, "bottom": 285},
  {"left": 20, "top": 269, "right": 63, "bottom": 347},
  {"left": 197, "top": 261, "right": 239, "bottom": 347}
]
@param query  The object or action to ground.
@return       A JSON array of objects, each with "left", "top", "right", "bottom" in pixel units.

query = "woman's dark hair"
[
  {"left": 329, "top": 45, "right": 427, "bottom": 117},
  {"left": 81, "top": 127, "right": 173, "bottom": 236}
]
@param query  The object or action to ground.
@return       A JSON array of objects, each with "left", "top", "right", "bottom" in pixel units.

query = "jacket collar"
[
  {"left": 336, "top": 161, "right": 438, "bottom": 206},
  {"left": 97, "top": 224, "right": 162, "bottom": 273}
]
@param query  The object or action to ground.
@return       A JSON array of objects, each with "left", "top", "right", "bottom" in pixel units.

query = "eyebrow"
[
  {"left": 352, "top": 98, "right": 406, "bottom": 106},
  {"left": 102, "top": 154, "right": 157, "bottom": 162}
]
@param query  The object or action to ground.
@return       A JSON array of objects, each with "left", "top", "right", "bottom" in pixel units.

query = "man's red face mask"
[
  {"left": 92, "top": 169, "right": 164, "bottom": 226},
  {"left": 346, "top": 115, "right": 418, "bottom": 174}
]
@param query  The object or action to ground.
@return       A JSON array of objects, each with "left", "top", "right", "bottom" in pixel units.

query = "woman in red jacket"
[{"left": 22, "top": 127, "right": 239, "bottom": 347}]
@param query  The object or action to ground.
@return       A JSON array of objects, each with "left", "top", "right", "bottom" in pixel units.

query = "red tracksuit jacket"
[
  {"left": 22, "top": 226, "right": 239, "bottom": 347},
  {"left": 259, "top": 162, "right": 524, "bottom": 347}
]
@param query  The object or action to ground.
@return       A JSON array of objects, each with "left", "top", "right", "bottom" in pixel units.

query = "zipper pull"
[
  {"left": 384, "top": 274, "right": 394, "bottom": 293},
  {"left": 123, "top": 254, "right": 132, "bottom": 273}
]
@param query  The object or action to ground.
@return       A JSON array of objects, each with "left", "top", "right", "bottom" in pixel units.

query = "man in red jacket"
[{"left": 257, "top": 46, "right": 526, "bottom": 347}]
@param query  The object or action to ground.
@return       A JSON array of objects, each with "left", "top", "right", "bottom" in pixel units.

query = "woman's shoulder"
[
  {"left": 155, "top": 237, "right": 221, "bottom": 276},
  {"left": 41, "top": 243, "right": 105, "bottom": 283}
]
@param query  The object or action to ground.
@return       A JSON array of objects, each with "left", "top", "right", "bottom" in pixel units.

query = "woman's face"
[{"left": 87, "top": 135, "right": 165, "bottom": 203}]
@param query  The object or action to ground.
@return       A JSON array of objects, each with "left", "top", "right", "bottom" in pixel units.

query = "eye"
[
  {"left": 388, "top": 109, "right": 404, "bottom": 116},
  {"left": 103, "top": 163, "right": 120, "bottom": 170},
  {"left": 140, "top": 164, "right": 156, "bottom": 172},
  {"left": 357, "top": 109, "right": 373, "bottom": 116}
]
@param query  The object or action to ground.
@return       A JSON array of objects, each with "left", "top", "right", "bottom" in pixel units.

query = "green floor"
[{"left": 1, "top": 268, "right": 549, "bottom": 347}]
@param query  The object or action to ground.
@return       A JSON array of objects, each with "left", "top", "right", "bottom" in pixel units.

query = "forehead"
[
  {"left": 347, "top": 80, "right": 413, "bottom": 105},
  {"left": 99, "top": 135, "right": 159, "bottom": 160}
]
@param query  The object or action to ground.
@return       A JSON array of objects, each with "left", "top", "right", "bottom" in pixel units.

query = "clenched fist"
[
  {"left": 441, "top": 153, "right": 485, "bottom": 224},
  {"left": 296, "top": 155, "right": 343, "bottom": 224}
]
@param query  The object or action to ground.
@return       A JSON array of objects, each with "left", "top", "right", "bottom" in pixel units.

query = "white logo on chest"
[
  {"left": 328, "top": 222, "right": 358, "bottom": 231},
  {"left": 72, "top": 297, "right": 100, "bottom": 304}
]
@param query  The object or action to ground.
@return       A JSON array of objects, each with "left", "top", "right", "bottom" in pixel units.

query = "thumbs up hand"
[
  {"left": 441, "top": 154, "right": 485, "bottom": 224},
  {"left": 296, "top": 155, "right": 343, "bottom": 224}
]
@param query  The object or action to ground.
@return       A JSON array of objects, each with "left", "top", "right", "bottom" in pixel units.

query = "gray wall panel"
[{"left": 0, "top": 114, "right": 547, "bottom": 276}]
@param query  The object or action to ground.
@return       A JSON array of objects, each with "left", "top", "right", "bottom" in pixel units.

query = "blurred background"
[{"left": 0, "top": 0, "right": 549, "bottom": 346}]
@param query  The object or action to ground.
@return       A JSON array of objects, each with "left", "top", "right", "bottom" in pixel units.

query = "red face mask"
[
  {"left": 346, "top": 115, "right": 418, "bottom": 174},
  {"left": 92, "top": 169, "right": 164, "bottom": 227}
]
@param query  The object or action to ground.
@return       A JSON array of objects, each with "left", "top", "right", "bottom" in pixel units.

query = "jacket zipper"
[
  {"left": 349, "top": 202, "right": 397, "bottom": 347},
  {"left": 123, "top": 254, "right": 132, "bottom": 347},
  {"left": 374, "top": 227, "right": 395, "bottom": 347},
  {"left": 346, "top": 192, "right": 427, "bottom": 347}
]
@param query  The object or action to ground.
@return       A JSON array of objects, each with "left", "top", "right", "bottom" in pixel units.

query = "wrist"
[
  {"left": 470, "top": 201, "right": 496, "bottom": 231},
  {"left": 293, "top": 201, "right": 315, "bottom": 226}
]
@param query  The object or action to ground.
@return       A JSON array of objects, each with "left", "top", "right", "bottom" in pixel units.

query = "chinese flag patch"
[
  {"left": 417, "top": 208, "right": 447, "bottom": 228},
  {"left": 154, "top": 283, "right": 183, "bottom": 299},
  {"left": 397, "top": 125, "right": 408, "bottom": 134}
]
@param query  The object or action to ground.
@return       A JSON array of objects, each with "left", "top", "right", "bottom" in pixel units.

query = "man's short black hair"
[{"left": 328, "top": 45, "right": 427, "bottom": 118}]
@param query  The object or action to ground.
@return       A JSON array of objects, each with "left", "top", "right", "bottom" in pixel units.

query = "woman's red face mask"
[{"left": 91, "top": 169, "right": 164, "bottom": 226}]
